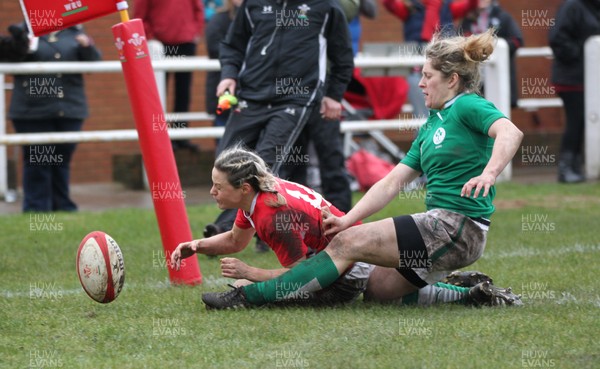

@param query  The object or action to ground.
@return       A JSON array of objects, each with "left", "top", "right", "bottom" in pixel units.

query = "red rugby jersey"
[{"left": 234, "top": 178, "right": 350, "bottom": 267}]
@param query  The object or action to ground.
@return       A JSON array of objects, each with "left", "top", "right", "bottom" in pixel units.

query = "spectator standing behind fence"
[
  {"left": 134, "top": 0, "right": 204, "bottom": 152},
  {"left": 204, "top": 0, "right": 224, "bottom": 21},
  {"left": 348, "top": 0, "right": 378, "bottom": 55},
  {"left": 0, "top": 24, "right": 29, "bottom": 62},
  {"left": 459, "top": 0, "right": 523, "bottom": 108},
  {"left": 382, "top": 0, "right": 478, "bottom": 118},
  {"left": 8, "top": 24, "right": 101, "bottom": 212},
  {"left": 549, "top": 0, "right": 600, "bottom": 183}
]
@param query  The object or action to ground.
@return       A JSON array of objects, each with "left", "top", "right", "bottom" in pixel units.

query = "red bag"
[
  {"left": 343, "top": 69, "right": 409, "bottom": 120},
  {"left": 346, "top": 149, "right": 396, "bottom": 191}
]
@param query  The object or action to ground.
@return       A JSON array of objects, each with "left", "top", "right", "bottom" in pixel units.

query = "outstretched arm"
[
  {"left": 323, "top": 163, "right": 421, "bottom": 235},
  {"left": 220, "top": 257, "right": 306, "bottom": 282},
  {"left": 461, "top": 118, "right": 523, "bottom": 198},
  {"left": 171, "top": 225, "right": 255, "bottom": 270}
]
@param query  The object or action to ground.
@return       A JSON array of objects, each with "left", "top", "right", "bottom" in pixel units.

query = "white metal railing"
[
  {"left": 1, "top": 53, "right": 435, "bottom": 199},
  {"left": 514, "top": 46, "right": 563, "bottom": 111},
  {"left": 2, "top": 38, "right": 599, "bottom": 199},
  {"left": 516, "top": 46, "right": 552, "bottom": 58}
]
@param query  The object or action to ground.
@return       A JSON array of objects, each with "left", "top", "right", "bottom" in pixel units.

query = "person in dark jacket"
[
  {"left": 0, "top": 24, "right": 29, "bottom": 62},
  {"left": 549, "top": 0, "right": 600, "bottom": 183},
  {"left": 206, "top": 0, "right": 275, "bottom": 253},
  {"left": 8, "top": 25, "right": 101, "bottom": 212},
  {"left": 284, "top": 0, "right": 371, "bottom": 216},
  {"left": 203, "top": 0, "right": 354, "bottom": 240},
  {"left": 459, "top": 0, "right": 523, "bottom": 108},
  {"left": 205, "top": 0, "right": 241, "bottom": 132}
]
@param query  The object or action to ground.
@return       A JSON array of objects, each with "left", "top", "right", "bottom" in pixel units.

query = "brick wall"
[{"left": 1, "top": 0, "right": 565, "bottom": 184}]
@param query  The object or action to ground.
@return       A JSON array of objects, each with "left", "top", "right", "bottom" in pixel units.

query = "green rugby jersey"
[{"left": 402, "top": 93, "right": 506, "bottom": 218}]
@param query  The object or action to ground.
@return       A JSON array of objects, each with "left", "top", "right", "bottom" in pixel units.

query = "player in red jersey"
[{"left": 171, "top": 146, "right": 372, "bottom": 305}]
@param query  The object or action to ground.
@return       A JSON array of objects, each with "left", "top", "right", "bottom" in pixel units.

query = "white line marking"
[
  {"left": 1, "top": 275, "right": 231, "bottom": 299},
  {"left": 2, "top": 245, "right": 599, "bottom": 307},
  {"left": 482, "top": 243, "right": 600, "bottom": 259}
]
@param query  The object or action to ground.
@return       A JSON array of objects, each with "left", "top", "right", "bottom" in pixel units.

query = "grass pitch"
[{"left": 1, "top": 182, "right": 599, "bottom": 369}]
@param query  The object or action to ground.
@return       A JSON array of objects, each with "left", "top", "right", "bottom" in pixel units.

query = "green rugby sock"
[
  {"left": 399, "top": 283, "right": 470, "bottom": 306},
  {"left": 242, "top": 251, "right": 341, "bottom": 305},
  {"left": 425, "top": 282, "right": 470, "bottom": 305}
]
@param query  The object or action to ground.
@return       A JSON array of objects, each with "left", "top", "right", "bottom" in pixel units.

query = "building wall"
[{"left": 1, "top": 0, "right": 566, "bottom": 185}]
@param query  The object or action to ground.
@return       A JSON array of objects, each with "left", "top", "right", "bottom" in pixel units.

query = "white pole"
[
  {"left": 148, "top": 40, "right": 167, "bottom": 109},
  {"left": 484, "top": 38, "right": 512, "bottom": 182},
  {"left": 0, "top": 74, "right": 7, "bottom": 200},
  {"left": 145, "top": 40, "right": 168, "bottom": 191},
  {"left": 584, "top": 36, "right": 600, "bottom": 180}
]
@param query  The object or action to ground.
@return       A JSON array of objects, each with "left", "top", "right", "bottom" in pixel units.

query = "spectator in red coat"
[{"left": 382, "top": 0, "right": 478, "bottom": 119}]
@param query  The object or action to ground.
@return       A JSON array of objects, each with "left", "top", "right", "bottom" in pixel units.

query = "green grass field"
[{"left": 1, "top": 182, "right": 599, "bottom": 369}]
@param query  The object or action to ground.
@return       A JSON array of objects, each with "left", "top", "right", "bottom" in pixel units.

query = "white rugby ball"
[{"left": 76, "top": 231, "right": 125, "bottom": 303}]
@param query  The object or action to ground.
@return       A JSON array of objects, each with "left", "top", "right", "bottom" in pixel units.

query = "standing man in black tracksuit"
[{"left": 204, "top": 0, "right": 355, "bottom": 240}]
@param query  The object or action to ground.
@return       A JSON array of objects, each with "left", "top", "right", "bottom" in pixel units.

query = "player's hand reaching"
[
  {"left": 170, "top": 240, "right": 200, "bottom": 271},
  {"left": 461, "top": 172, "right": 496, "bottom": 199},
  {"left": 321, "top": 206, "right": 352, "bottom": 237},
  {"left": 220, "top": 257, "right": 249, "bottom": 280}
]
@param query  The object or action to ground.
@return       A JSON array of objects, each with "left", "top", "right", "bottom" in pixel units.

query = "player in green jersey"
[{"left": 202, "top": 28, "right": 525, "bottom": 309}]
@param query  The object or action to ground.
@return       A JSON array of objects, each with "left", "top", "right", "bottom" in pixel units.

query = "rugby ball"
[{"left": 76, "top": 231, "right": 125, "bottom": 303}]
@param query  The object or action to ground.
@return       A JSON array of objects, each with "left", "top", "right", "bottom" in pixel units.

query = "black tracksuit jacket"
[{"left": 219, "top": 0, "right": 354, "bottom": 106}]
